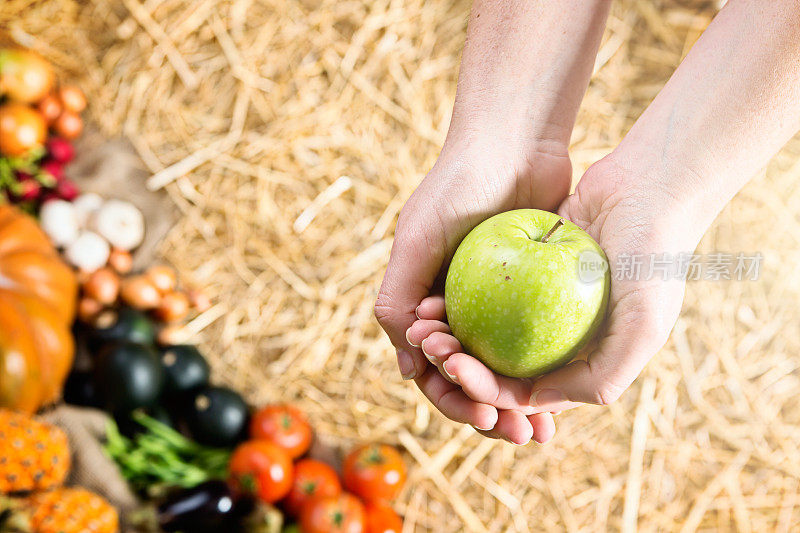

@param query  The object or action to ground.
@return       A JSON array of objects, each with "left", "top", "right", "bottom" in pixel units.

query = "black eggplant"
[
  {"left": 95, "top": 342, "right": 164, "bottom": 412},
  {"left": 160, "top": 344, "right": 211, "bottom": 395},
  {"left": 158, "top": 480, "right": 253, "bottom": 532},
  {"left": 90, "top": 307, "right": 156, "bottom": 349},
  {"left": 183, "top": 386, "right": 249, "bottom": 447}
]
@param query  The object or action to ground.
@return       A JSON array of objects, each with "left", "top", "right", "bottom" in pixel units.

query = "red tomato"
[
  {"left": 250, "top": 405, "right": 312, "bottom": 459},
  {"left": 343, "top": 445, "right": 406, "bottom": 503},
  {"left": 58, "top": 85, "right": 87, "bottom": 113},
  {"left": 0, "top": 49, "right": 54, "bottom": 103},
  {"left": 300, "top": 493, "right": 366, "bottom": 533},
  {"left": 0, "top": 103, "right": 46, "bottom": 156},
  {"left": 365, "top": 503, "right": 403, "bottom": 533},
  {"left": 53, "top": 110, "right": 83, "bottom": 140},
  {"left": 283, "top": 459, "right": 342, "bottom": 517},
  {"left": 229, "top": 440, "right": 293, "bottom": 503}
]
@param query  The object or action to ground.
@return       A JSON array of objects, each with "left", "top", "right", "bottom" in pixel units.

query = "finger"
[
  {"left": 415, "top": 366, "right": 498, "bottom": 430},
  {"left": 528, "top": 413, "right": 556, "bottom": 444},
  {"left": 406, "top": 320, "right": 451, "bottom": 347},
  {"left": 442, "top": 352, "right": 535, "bottom": 414},
  {"left": 416, "top": 295, "right": 446, "bottom": 320},
  {"left": 419, "top": 331, "right": 461, "bottom": 384},
  {"left": 375, "top": 220, "right": 445, "bottom": 380},
  {"left": 529, "top": 290, "right": 675, "bottom": 413},
  {"left": 478, "top": 410, "right": 533, "bottom": 445},
  {"left": 420, "top": 331, "right": 462, "bottom": 364}
]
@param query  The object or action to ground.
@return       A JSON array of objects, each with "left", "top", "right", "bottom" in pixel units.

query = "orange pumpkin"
[{"left": 0, "top": 204, "right": 77, "bottom": 413}]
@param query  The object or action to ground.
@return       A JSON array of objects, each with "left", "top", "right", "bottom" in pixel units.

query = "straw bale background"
[{"left": 4, "top": 0, "right": 800, "bottom": 530}]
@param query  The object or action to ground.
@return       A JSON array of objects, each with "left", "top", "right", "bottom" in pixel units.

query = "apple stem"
[{"left": 541, "top": 218, "right": 565, "bottom": 243}]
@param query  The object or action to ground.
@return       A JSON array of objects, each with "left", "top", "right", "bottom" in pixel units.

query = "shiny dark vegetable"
[
  {"left": 158, "top": 480, "right": 253, "bottom": 532},
  {"left": 160, "top": 344, "right": 210, "bottom": 395},
  {"left": 95, "top": 342, "right": 164, "bottom": 412},
  {"left": 91, "top": 307, "right": 156, "bottom": 348},
  {"left": 184, "top": 386, "right": 249, "bottom": 447}
]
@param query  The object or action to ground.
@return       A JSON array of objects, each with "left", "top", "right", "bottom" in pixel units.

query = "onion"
[
  {"left": 108, "top": 248, "right": 133, "bottom": 274},
  {"left": 155, "top": 291, "right": 190, "bottom": 323},
  {"left": 120, "top": 275, "right": 161, "bottom": 310},
  {"left": 77, "top": 297, "right": 104, "bottom": 324},
  {"left": 82, "top": 267, "right": 120, "bottom": 305},
  {"left": 146, "top": 265, "right": 178, "bottom": 294}
]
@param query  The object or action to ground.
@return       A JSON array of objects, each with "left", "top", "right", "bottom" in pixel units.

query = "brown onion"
[
  {"left": 53, "top": 109, "right": 83, "bottom": 139},
  {"left": 82, "top": 267, "right": 120, "bottom": 305},
  {"left": 155, "top": 291, "right": 190, "bottom": 323},
  {"left": 146, "top": 265, "right": 178, "bottom": 294},
  {"left": 120, "top": 275, "right": 161, "bottom": 310},
  {"left": 108, "top": 248, "right": 133, "bottom": 274},
  {"left": 77, "top": 297, "right": 104, "bottom": 323}
]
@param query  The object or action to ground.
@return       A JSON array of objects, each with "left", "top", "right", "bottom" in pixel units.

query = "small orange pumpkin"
[{"left": 0, "top": 204, "right": 76, "bottom": 413}]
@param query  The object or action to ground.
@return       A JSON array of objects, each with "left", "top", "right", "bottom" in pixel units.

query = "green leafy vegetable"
[{"left": 104, "top": 410, "right": 231, "bottom": 498}]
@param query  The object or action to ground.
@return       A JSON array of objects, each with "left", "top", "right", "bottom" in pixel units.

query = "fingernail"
[
  {"left": 415, "top": 306, "right": 421, "bottom": 319},
  {"left": 405, "top": 327, "right": 420, "bottom": 348},
  {"left": 442, "top": 360, "right": 459, "bottom": 384},
  {"left": 504, "top": 438, "right": 525, "bottom": 446},
  {"left": 420, "top": 339, "right": 436, "bottom": 364},
  {"left": 471, "top": 423, "right": 494, "bottom": 431},
  {"left": 530, "top": 389, "right": 565, "bottom": 407},
  {"left": 397, "top": 349, "right": 416, "bottom": 380}
]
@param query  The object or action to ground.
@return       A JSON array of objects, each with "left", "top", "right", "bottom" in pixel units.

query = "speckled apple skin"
[{"left": 444, "top": 209, "right": 610, "bottom": 378}]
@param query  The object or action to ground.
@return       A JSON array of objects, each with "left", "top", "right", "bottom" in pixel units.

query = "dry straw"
[{"left": 3, "top": 0, "right": 800, "bottom": 530}]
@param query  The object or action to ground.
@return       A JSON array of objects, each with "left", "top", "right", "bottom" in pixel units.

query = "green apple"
[{"left": 444, "top": 209, "right": 610, "bottom": 378}]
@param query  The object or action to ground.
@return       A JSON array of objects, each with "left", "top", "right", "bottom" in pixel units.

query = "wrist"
[{"left": 586, "top": 151, "right": 723, "bottom": 251}]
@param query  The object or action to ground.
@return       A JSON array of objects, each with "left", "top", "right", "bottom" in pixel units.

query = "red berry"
[
  {"left": 40, "top": 160, "right": 64, "bottom": 182},
  {"left": 46, "top": 137, "right": 75, "bottom": 164},
  {"left": 15, "top": 171, "right": 34, "bottom": 182},
  {"left": 55, "top": 179, "right": 79, "bottom": 201}
]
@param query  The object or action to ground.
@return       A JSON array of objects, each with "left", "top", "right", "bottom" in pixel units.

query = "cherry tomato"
[
  {"left": 365, "top": 503, "right": 403, "bottom": 533},
  {"left": 58, "top": 85, "right": 87, "bottom": 113},
  {"left": 0, "top": 103, "right": 47, "bottom": 156},
  {"left": 37, "top": 94, "right": 62, "bottom": 124},
  {"left": 300, "top": 493, "right": 366, "bottom": 533},
  {"left": 283, "top": 459, "right": 342, "bottom": 517},
  {"left": 250, "top": 405, "right": 312, "bottom": 459},
  {"left": 229, "top": 440, "right": 293, "bottom": 504},
  {"left": 343, "top": 445, "right": 406, "bottom": 503},
  {"left": 53, "top": 110, "right": 83, "bottom": 140},
  {"left": 0, "top": 49, "right": 54, "bottom": 103}
]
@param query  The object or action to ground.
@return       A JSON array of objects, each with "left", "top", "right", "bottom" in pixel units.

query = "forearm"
[
  {"left": 444, "top": 0, "right": 611, "bottom": 156},
  {"left": 612, "top": 0, "right": 800, "bottom": 241}
]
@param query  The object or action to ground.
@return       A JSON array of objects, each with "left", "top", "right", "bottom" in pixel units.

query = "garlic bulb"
[
  {"left": 91, "top": 200, "right": 145, "bottom": 251},
  {"left": 64, "top": 231, "right": 110, "bottom": 272},
  {"left": 72, "top": 193, "right": 104, "bottom": 228},
  {"left": 39, "top": 199, "right": 79, "bottom": 248}
]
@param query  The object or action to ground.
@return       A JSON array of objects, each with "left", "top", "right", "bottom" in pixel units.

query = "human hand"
[
  {"left": 375, "top": 139, "right": 572, "bottom": 434},
  {"left": 405, "top": 156, "right": 700, "bottom": 443}
]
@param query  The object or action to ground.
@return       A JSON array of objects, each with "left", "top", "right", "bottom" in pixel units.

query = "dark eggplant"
[
  {"left": 184, "top": 386, "right": 249, "bottom": 447},
  {"left": 90, "top": 307, "right": 156, "bottom": 349},
  {"left": 63, "top": 370, "right": 103, "bottom": 408},
  {"left": 95, "top": 342, "right": 164, "bottom": 412},
  {"left": 160, "top": 345, "right": 211, "bottom": 395},
  {"left": 158, "top": 480, "right": 253, "bottom": 532}
]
